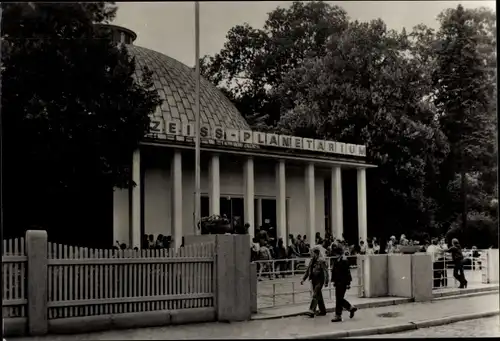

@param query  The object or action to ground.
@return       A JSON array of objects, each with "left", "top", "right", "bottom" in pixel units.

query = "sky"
[{"left": 113, "top": 1, "right": 496, "bottom": 67}]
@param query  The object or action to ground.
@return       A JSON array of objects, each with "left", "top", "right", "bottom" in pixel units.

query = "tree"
[
  {"left": 432, "top": 5, "right": 496, "bottom": 232},
  {"left": 201, "top": 1, "right": 348, "bottom": 128},
  {"left": 2, "top": 3, "right": 161, "bottom": 246},
  {"left": 276, "top": 19, "right": 449, "bottom": 238}
]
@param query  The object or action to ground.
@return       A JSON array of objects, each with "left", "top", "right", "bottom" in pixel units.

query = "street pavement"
[
  {"left": 357, "top": 316, "right": 500, "bottom": 338},
  {"left": 10, "top": 293, "right": 499, "bottom": 340}
]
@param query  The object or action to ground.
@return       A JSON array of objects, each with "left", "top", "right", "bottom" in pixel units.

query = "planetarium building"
[{"left": 107, "top": 25, "right": 375, "bottom": 250}]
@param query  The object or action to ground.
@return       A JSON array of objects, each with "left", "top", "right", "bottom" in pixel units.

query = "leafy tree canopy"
[
  {"left": 201, "top": 1, "right": 348, "bottom": 128},
  {"left": 2, "top": 2, "right": 161, "bottom": 241},
  {"left": 276, "top": 18, "right": 449, "bottom": 237},
  {"left": 430, "top": 5, "right": 497, "bottom": 232},
  {"left": 203, "top": 2, "right": 497, "bottom": 244}
]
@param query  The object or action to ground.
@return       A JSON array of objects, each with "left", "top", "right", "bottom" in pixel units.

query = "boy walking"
[
  {"left": 301, "top": 247, "right": 329, "bottom": 317},
  {"left": 330, "top": 245, "right": 357, "bottom": 322}
]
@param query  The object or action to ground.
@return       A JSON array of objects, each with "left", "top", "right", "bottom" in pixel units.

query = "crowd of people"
[
  {"left": 250, "top": 227, "right": 483, "bottom": 286},
  {"left": 113, "top": 234, "right": 177, "bottom": 251},
  {"left": 250, "top": 229, "right": 380, "bottom": 279},
  {"left": 115, "top": 228, "right": 480, "bottom": 290}
]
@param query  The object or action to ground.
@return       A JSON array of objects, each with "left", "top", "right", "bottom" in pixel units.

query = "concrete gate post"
[
  {"left": 26, "top": 230, "right": 48, "bottom": 335},
  {"left": 184, "top": 234, "right": 253, "bottom": 321}
]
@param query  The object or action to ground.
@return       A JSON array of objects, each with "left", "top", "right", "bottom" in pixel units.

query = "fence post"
[
  {"left": 250, "top": 263, "right": 257, "bottom": 314},
  {"left": 26, "top": 230, "right": 48, "bottom": 336},
  {"left": 481, "top": 251, "right": 489, "bottom": 283},
  {"left": 357, "top": 256, "right": 364, "bottom": 297},
  {"left": 486, "top": 249, "right": 499, "bottom": 284}
]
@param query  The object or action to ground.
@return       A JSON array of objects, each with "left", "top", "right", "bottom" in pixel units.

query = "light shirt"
[
  {"left": 316, "top": 244, "right": 327, "bottom": 258},
  {"left": 386, "top": 241, "right": 396, "bottom": 254},
  {"left": 427, "top": 244, "right": 444, "bottom": 262}
]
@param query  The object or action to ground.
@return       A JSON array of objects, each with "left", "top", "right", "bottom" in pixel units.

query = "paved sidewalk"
[
  {"left": 256, "top": 268, "right": 491, "bottom": 311},
  {"left": 11, "top": 293, "right": 499, "bottom": 340},
  {"left": 351, "top": 316, "right": 500, "bottom": 338},
  {"left": 253, "top": 283, "right": 499, "bottom": 320},
  {"left": 253, "top": 296, "right": 412, "bottom": 320}
]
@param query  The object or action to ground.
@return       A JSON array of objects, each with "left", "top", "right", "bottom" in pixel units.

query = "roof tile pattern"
[{"left": 127, "top": 45, "right": 251, "bottom": 131}]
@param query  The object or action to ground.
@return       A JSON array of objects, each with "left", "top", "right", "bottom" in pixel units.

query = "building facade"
[{"left": 107, "top": 25, "right": 376, "bottom": 249}]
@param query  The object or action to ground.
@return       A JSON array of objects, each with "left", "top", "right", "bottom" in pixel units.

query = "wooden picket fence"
[
  {"left": 2, "top": 237, "right": 216, "bottom": 320},
  {"left": 2, "top": 237, "right": 27, "bottom": 318}
]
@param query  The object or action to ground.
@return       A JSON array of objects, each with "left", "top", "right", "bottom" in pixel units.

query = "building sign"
[{"left": 148, "top": 119, "right": 367, "bottom": 157}]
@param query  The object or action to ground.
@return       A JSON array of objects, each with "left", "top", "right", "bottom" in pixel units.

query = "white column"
[
  {"left": 331, "top": 166, "right": 344, "bottom": 240},
  {"left": 276, "top": 160, "right": 287, "bottom": 241},
  {"left": 357, "top": 167, "right": 368, "bottom": 243},
  {"left": 171, "top": 151, "right": 183, "bottom": 250},
  {"left": 244, "top": 157, "right": 255, "bottom": 241},
  {"left": 256, "top": 198, "right": 263, "bottom": 230},
  {"left": 131, "top": 149, "right": 142, "bottom": 249},
  {"left": 305, "top": 163, "right": 316, "bottom": 246},
  {"left": 209, "top": 154, "right": 220, "bottom": 215}
]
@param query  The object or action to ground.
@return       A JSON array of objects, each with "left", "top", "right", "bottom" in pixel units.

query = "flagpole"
[
  {"left": 0, "top": 3, "right": 5, "bottom": 334},
  {"left": 194, "top": 1, "right": 201, "bottom": 235}
]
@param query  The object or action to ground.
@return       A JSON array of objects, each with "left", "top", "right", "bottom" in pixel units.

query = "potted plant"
[{"left": 199, "top": 214, "right": 232, "bottom": 234}]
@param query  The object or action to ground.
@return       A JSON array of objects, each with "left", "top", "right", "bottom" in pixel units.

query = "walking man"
[
  {"left": 330, "top": 245, "right": 357, "bottom": 322},
  {"left": 301, "top": 247, "right": 329, "bottom": 317}
]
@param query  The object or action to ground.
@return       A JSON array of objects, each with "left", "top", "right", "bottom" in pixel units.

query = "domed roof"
[{"left": 126, "top": 45, "right": 251, "bottom": 131}]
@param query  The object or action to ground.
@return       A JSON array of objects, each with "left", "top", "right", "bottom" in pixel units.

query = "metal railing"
[
  {"left": 431, "top": 250, "right": 489, "bottom": 290},
  {"left": 253, "top": 255, "right": 364, "bottom": 309}
]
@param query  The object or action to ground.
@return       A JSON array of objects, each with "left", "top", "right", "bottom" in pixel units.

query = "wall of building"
[{"left": 113, "top": 149, "right": 327, "bottom": 245}]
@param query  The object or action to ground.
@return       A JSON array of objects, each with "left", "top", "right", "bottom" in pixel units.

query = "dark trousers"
[
  {"left": 433, "top": 260, "right": 446, "bottom": 287},
  {"left": 334, "top": 284, "right": 352, "bottom": 316},
  {"left": 309, "top": 282, "right": 326, "bottom": 314},
  {"left": 275, "top": 259, "right": 286, "bottom": 277},
  {"left": 453, "top": 261, "right": 467, "bottom": 286}
]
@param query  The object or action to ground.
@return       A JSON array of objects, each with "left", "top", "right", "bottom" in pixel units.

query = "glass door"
[{"left": 261, "top": 199, "right": 277, "bottom": 240}]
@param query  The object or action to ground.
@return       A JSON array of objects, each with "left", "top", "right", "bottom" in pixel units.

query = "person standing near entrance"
[
  {"left": 445, "top": 238, "right": 467, "bottom": 288},
  {"left": 301, "top": 247, "right": 329, "bottom": 317},
  {"left": 330, "top": 245, "right": 357, "bottom": 322},
  {"left": 427, "top": 238, "right": 445, "bottom": 287}
]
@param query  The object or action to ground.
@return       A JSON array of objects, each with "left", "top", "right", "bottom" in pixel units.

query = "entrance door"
[
  {"left": 220, "top": 197, "right": 245, "bottom": 231},
  {"left": 201, "top": 196, "right": 209, "bottom": 218},
  {"left": 231, "top": 198, "right": 244, "bottom": 231},
  {"left": 220, "top": 197, "right": 231, "bottom": 219},
  {"left": 261, "top": 199, "right": 277, "bottom": 240}
]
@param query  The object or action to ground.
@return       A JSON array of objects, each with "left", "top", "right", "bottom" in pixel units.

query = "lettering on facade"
[{"left": 148, "top": 118, "right": 367, "bottom": 157}]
